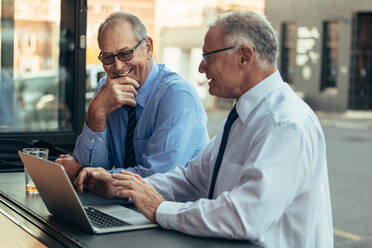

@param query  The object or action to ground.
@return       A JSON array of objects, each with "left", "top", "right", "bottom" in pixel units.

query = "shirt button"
[
  {"left": 91, "top": 139, "right": 95, "bottom": 143},
  {"left": 89, "top": 162, "right": 92, "bottom": 166},
  {"left": 98, "top": 138, "right": 102, "bottom": 142}
]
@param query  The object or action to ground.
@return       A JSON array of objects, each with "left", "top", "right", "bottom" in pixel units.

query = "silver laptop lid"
[
  {"left": 18, "top": 151, "right": 93, "bottom": 231},
  {"left": 18, "top": 151, "right": 157, "bottom": 234}
]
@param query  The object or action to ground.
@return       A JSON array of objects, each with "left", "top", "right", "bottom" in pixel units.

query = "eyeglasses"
[
  {"left": 98, "top": 39, "right": 145, "bottom": 65},
  {"left": 202, "top": 46, "right": 235, "bottom": 65}
]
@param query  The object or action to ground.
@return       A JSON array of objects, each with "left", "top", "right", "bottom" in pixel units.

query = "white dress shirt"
[{"left": 146, "top": 71, "right": 333, "bottom": 248}]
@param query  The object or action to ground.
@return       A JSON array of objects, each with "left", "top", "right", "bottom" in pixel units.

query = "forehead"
[
  {"left": 203, "top": 25, "right": 225, "bottom": 50},
  {"left": 98, "top": 21, "right": 137, "bottom": 52}
]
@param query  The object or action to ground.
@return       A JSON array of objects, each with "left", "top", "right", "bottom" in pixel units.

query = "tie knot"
[
  {"left": 227, "top": 105, "right": 238, "bottom": 122},
  {"left": 128, "top": 106, "right": 136, "bottom": 112}
]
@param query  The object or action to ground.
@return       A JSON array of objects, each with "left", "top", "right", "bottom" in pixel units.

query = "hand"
[
  {"left": 87, "top": 75, "right": 140, "bottom": 132},
  {"left": 74, "top": 167, "right": 111, "bottom": 193},
  {"left": 112, "top": 171, "right": 164, "bottom": 222},
  {"left": 84, "top": 170, "right": 119, "bottom": 200},
  {"left": 55, "top": 154, "right": 82, "bottom": 179}
]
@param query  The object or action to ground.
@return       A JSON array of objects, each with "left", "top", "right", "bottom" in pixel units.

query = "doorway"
[{"left": 349, "top": 13, "right": 372, "bottom": 109}]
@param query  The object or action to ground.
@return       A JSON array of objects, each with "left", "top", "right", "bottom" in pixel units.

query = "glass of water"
[{"left": 22, "top": 148, "right": 49, "bottom": 194}]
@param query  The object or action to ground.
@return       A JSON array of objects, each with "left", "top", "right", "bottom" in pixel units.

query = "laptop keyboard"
[{"left": 85, "top": 207, "right": 129, "bottom": 228}]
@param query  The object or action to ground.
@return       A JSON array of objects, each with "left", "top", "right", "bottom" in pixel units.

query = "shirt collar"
[
  {"left": 236, "top": 70, "right": 284, "bottom": 122},
  {"left": 136, "top": 60, "right": 159, "bottom": 108}
]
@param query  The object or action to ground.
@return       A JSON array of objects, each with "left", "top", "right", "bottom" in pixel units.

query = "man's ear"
[
  {"left": 239, "top": 45, "right": 254, "bottom": 65},
  {"left": 145, "top": 37, "right": 153, "bottom": 60}
]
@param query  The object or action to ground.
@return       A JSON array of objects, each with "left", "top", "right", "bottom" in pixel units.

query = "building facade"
[
  {"left": 266, "top": 0, "right": 372, "bottom": 111},
  {"left": 157, "top": 0, "right": 265, "bottom": 109}
]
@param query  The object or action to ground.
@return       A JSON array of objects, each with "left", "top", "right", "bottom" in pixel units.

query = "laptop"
[{"left": 18, "top": 151, "right": 157, "bottom": 234}]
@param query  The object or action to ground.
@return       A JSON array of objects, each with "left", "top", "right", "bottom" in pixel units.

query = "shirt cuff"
[
  {"left": 156, "top": 201, "right": 185, "bottom": 229},
  {"left": 80, "top": 122, "right": 107, "bottom": 149}
]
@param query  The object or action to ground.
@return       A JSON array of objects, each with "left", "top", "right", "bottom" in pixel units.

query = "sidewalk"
[
  {"left": 316, "top": 110, "right": 372, "bottom": 130},
  {"left": 206, "top": 109, "right": 372, "bottom": 138}
]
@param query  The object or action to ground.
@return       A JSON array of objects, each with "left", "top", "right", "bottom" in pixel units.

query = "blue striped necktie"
[
  {"left": 208, "top": 105, "right": 238, "bottom": 199},
  {"left": 124, "top": 106, "right": 137, "bottom": 168}
]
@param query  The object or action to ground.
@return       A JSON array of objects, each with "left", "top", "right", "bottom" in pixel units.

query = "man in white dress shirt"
[{"left": 76, "top": 10, "right": 333, "bottom": 247}]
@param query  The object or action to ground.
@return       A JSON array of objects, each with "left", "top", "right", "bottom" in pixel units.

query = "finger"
[
  {"left": 74, "top": 169, "right": 89, "bottom": 193},
  {"left": 116, "top": 85, "right": 138, "bottom": 97},
  {"left": 55, "top": 158, "right": 67, "bottom": 166},
  {"left": 118, "top": 170, "right": 137, "bottom": 176},
  {"left": 110, "top": 90, "right": 137, "bottom": 107},
  {"left": 116, "top": 77, "right": 140, "bottom": 88},
  {"left": 111, "top": 178, "right": 136, "bottom": 189},
  {"left": 117, "top": 170, "right": 145, "bottom": 184},
  {"left": 120, "top": 91, "right": 137, "bottom": 99},
  {"left": 116, "top": 188, "right": 134, "bottom": 199},
  {"left": 112, "top": 172, "right": 135, "bottom": 181}
]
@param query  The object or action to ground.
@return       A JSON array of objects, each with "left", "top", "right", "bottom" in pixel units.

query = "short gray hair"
[
  {"left": 211, "top": 10, "right": 279, "bottom": 67},
  {"left": 98, "top": 11, "right": 148, "bottom": 43}
]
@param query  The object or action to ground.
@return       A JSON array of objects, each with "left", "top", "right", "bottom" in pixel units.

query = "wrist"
[
  {"left": 74, "top": 165, "right": 85, "bottom": 178},
  {"left": 86, "top": 104, "right": 107, "bottom": 132}
]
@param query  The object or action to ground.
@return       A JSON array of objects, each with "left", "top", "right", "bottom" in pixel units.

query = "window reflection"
[{"left": 0, "top": 0, "right": 67, "bottom": 131}]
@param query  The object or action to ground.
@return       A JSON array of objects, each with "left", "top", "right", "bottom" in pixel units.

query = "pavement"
[
  {"left": 316, "top": 110, "right": 372, "bottom": 130},
  {"left": 206, "top": 109, "right": 372, "bottom": 137}
]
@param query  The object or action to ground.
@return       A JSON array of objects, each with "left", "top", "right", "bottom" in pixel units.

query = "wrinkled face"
[
  {"left": 199, "top": 25, "right": 242, "bottom": 99},
  {"left": 98, "top": 21, "right": 152, "bottom": 86}
]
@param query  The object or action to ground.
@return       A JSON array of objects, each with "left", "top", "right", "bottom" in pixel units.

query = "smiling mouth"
[{"left": 115, "top": 67, "right": 134, "bottom": 78}]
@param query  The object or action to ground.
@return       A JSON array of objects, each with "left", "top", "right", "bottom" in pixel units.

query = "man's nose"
[
  {"left": 113, "top": 56, "right": 126, "bottom": 71},
  {"left": 199, "top": 60, "right": 206, "bottom": 74}
]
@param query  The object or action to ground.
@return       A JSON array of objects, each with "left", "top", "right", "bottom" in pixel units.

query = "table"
[{"left": 0, "top": 172, "right": 258, "bottom": 248}]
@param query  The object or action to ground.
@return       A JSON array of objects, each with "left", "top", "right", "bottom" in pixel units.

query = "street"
[
  {"left": 325, "top": 126, "right": 372, "bottom": 247},
  {"left": 206, "top": 109, "right": 372, "bottom": 247}
]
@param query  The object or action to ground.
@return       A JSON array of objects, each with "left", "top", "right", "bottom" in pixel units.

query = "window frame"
[{"left": 320, "top": 20, "right": 340, "bottom": 91}]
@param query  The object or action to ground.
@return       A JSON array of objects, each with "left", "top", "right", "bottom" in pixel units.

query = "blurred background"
[
  {"left": 1, "top": 1, "right": 372, "bottom": 247},
  {"left": 1, "top": 0, "right": 371, "bottom": 131}
]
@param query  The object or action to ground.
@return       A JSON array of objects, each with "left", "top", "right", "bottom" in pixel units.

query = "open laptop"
[{"left": 18, "top": 151, "right": 157, "bottom": 234}]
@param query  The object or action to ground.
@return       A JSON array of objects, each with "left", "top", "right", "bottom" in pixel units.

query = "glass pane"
[
  {"left": 0, "top": 0, "right": 72, "bottom": 132},
  {"left": 321, "top": 21, "right": 339, "bottom": 89},
  {"left": 281, "top": 22, "right": 296, "bottom": 85}
]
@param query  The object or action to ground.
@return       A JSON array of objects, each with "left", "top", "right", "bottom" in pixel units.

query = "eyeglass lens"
[
  {"left": 99, "top": 39, "right": 144, "bottom": 65},
  {"left": 101, "top": 51, "right": 133, "bottom": 65}
]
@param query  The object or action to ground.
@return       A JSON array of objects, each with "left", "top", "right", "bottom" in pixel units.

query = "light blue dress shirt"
[{"left": 73, "top": 61, "right": 209, "bottom": 177}]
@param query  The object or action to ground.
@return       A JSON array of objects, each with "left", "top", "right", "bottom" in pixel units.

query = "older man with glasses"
[{"left": 56, "top": 11, "right": 209, "bottom": 198}]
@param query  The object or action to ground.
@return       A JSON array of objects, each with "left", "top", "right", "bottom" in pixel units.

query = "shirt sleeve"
[
  {"left": 146, "top": 137, "right": 216, "bottom": 201},
  {"left": 124, "top": 87, "right": 209, "bottom": 177},
  {"left": 72, "top": 77, "right": 112, "bottom": 169},
  {"left": 153, "top": 121, "right": 313, "bottom": 241},
  {"left": 72, "top": 123, "right": 111, "bottom": 169}
]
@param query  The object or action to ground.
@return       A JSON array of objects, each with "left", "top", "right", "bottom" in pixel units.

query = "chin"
[
  {"left": 209, "top": 88, "right": 232, "bottom": 99},
  {"left": 208, "top": 87, "right": 217, "bottom": 96},
  {"left": 208, "top": 81, "right": 221, "bottom": 96}
]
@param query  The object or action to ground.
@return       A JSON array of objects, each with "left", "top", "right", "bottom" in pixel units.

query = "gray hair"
[
  {"left": 98, "top": 11, "right": 148, "bottom": 43},
  {"left": 211, "top": 10, "right": 279, "bottom": 67}
]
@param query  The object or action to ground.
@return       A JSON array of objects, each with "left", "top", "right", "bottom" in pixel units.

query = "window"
[
  {"left": 349, "top": 13, "right": 372, "bottom": 109},
  {"left": 321, "top": 21, "right": 339, "bottom": 90},
  {"left": 0, "top": 0, "right": 86, "bottom": 147},
  {"left": 280, "top": 22, "right": 296, "bottom": 85}
]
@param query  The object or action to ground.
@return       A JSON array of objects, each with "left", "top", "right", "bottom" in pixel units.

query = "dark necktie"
[
  {"left": 124, "top": 106, "right": 137, "bottom": 168},
  {"left": 208, "top": 105, "right": 239, "bottom": 199}
]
